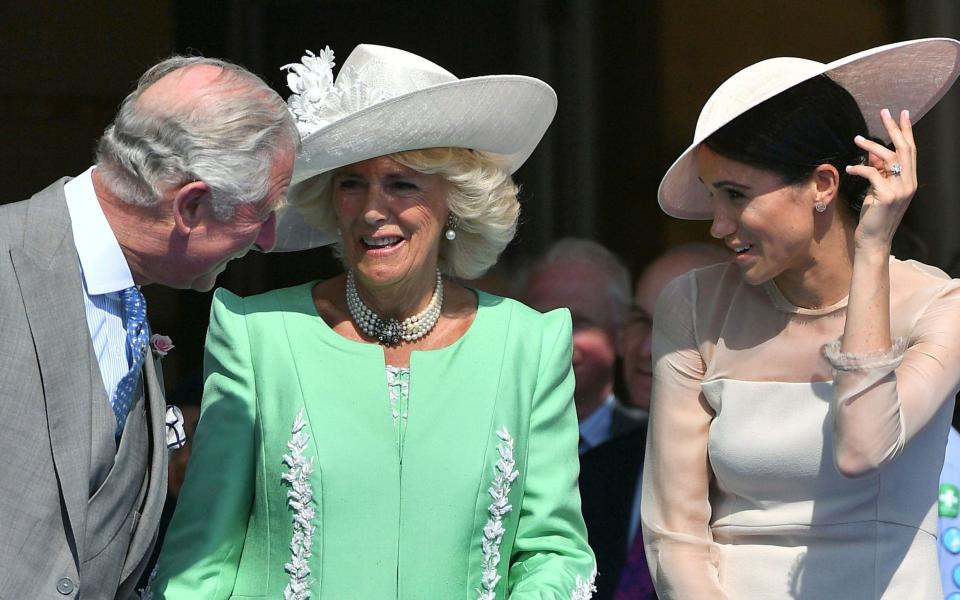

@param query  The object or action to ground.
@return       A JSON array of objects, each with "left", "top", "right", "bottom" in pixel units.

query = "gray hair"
[
  {"left": 95, "top": 55, "right": 299, "bottom": 220},
  {"left": 532, "top": 237, "right": 632, "bottom": 326},
  {"left": 293, "top": 148, "right": 520, "bottom": 280}
]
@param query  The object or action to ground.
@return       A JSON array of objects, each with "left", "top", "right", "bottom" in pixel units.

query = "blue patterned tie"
[{"left": 112, "top": 286, "right": 149, "bottom": 437}]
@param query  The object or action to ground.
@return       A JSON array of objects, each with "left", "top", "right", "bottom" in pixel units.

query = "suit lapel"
[
  {"left": 121, "top": 352, "right": 167, "bottom": 581},
  {"left": 9, "top": 180, "right": 94, "bottom": 556}
]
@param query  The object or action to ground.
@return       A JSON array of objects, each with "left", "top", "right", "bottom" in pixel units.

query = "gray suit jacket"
[{"left": 0, "top": 179, "right": 169, "bottom": 599}]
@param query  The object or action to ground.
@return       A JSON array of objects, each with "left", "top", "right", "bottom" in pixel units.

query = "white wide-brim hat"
[
  {"left": 272, "top": 44, "right": 558, "bottom": 251},
  {"left": 659, "top": 37, "right": 960, "bottom": 220}
]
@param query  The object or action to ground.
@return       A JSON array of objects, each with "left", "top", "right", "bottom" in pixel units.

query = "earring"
[
  {"left": 815, "top": 202, "right": 826, "bottom": 213},
  {"left": 445, "top": 213, "right": 459, "bottom": 241}
]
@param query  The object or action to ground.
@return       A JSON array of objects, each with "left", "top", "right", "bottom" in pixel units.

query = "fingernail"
[
  {"left": 854, "top": 135, "right": 865, "bottom": 142},
  {"left": 904, "top": 109, "right": 910, "bottom": 119},
  {"left": 845, "top": 165, "right": 853, "bottom": 173},
  {"left": 881, "top": 108, "right": 891, "bottom": 118}
]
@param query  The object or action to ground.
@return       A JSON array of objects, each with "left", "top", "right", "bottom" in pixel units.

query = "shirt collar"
[
  {"left": 579, "top": 394, "right": 616, "bottom": 448},
  {"left": 64, "top": 167, "right": 135, "bottom": 295}
]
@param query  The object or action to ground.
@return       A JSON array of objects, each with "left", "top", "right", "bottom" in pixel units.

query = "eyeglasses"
[{"left": 623, "top": 303, "right": 653, "bottom": 335}]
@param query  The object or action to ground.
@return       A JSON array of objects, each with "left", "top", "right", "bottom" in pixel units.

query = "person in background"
[
  {"left": 622, "top": 243, "right": 729, "bottom": 413},
  {"left": 523, "top": 237, "right": 644, "bottom": 453},
  {"left": 579, "top": 242, "right": 726, "bottom": 600},
  {"left": 0, "top": 55, "right": 295, "bottom": 599}
]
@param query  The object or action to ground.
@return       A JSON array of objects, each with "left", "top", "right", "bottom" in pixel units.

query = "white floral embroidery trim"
[
  {"left": 282, "top": 47, "right": 393, "bottom": 138},
  {"left": 281, "top": 409, "right": 316, "bottom": 600},
  {"left": 571, "top": 569, "right": 598, "bottom": 600},
  {"left": 478, "top": 426, "right": 520, "bottom": 600}
]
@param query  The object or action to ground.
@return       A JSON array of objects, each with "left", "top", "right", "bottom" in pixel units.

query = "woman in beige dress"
[{"left": 643, "top": 39, "right": 960, "bottom": 598}]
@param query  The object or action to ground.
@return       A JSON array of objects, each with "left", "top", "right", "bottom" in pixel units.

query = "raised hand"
[{"left": 844, "top": 109, "right": 918, "bottom": 251}]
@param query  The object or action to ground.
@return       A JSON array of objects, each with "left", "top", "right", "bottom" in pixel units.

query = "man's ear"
[{"left": 171, "top": 181, "right": 211, "bottom": 235}]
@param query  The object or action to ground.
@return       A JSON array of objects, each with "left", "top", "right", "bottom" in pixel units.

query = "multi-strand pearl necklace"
[{"left": 345, "top": 269, "right": 443, "bottom": 346}]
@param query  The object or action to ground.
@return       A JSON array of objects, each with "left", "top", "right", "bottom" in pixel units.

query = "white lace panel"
[{"left": 281, "top": 409, "right": 316, "bottom": 600}]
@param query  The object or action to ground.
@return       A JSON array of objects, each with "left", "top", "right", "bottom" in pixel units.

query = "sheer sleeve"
[
  {"left": 825, "top": 280, "right": 960, "bottom": 478},
  {"left": 641, "top": 274, "right": 727, "bottom": 598}
]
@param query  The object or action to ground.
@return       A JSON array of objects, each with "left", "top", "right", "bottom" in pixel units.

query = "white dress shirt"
[
  {"left": 578, "top": 394, "right": 616, "bottom": 454},
  {"left": 64, "top": 167, "right": 137, "bottom": 401}
]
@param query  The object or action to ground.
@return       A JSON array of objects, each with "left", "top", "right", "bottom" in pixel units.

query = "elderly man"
[
  {"left": 522, "top": 237, "right": 643, "bottom": 453},
  {"left": 622, "top": 242, "right": 730, "bottom": 412},
  {"left": 0, "top": 56, "right": 297, "bottom": 599},
  {"left": 523, "top": 238, "right": 645, "bottom": 600}
]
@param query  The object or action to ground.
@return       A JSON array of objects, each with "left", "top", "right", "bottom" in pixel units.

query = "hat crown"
[
  {"left": 340, "top": 44, "right": 457, "bottom": 97},
  {"left": 695, "top": 57, "right": 825, "bottom": 143}
]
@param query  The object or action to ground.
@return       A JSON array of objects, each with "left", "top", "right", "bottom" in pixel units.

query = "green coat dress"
[{"left": 151, "top": 282, "right": 596, "bottom": 599}]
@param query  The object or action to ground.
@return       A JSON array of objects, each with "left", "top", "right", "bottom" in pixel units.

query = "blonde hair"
[{"left": 292, "top": 148, "right": 520, "bottom": 280}]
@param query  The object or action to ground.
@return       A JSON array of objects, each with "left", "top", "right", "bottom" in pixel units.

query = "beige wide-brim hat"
[
  {"left": 659, "top": 37, "right": 960, "bottom": 220},
  {"left": 272, "top": 44, "right": 558, "bottom": 251}
]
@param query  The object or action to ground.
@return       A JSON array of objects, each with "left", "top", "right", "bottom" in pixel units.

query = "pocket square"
[{"left": 165, "top": 405, "right": 187, "bottom": 450}]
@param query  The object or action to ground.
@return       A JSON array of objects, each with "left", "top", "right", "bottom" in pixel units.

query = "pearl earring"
[
  {"left": 445, "top": 213, "right": 459, "bottom": 241},
  {"left": 815, "top": 202, "right": 826, "bottom": 213}
]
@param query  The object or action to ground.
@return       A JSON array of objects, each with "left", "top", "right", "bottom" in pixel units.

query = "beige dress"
[{"left": 642, "top": 258, "right": 960, "bottom": 599}]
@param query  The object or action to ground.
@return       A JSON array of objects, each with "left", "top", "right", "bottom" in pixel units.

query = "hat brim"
[
  {"left": 659, "top": 38, "right": 960, "bottom": 220},
  {"left": 271, "top": 74, "right": 557, "bottom": 252}
]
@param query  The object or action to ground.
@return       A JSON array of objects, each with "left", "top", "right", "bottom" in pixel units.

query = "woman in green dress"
[{"left": 151, "top": 44, "right": 596, "bottom": 599}]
